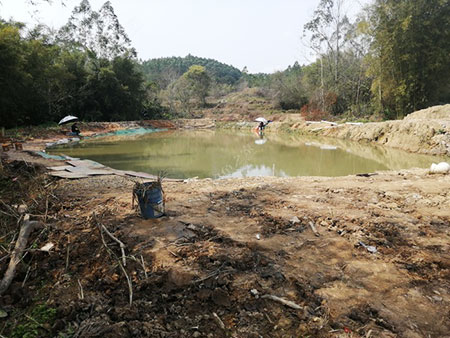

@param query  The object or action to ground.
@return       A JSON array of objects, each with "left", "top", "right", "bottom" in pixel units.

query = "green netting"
[
  {"left": 35, "top": 151, "right": 68, "bottom": 160},
  {"left": 87, "top": 127, "right": 166, "bottom": 139}
]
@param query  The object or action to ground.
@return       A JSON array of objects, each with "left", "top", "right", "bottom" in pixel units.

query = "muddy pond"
[{"left": 48, "top": 130, "right": 448, "bottom": 179}]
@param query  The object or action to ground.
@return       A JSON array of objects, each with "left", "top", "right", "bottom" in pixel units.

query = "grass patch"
[{"left": 10, "top": 304, "right": 56, "bottom": 338}]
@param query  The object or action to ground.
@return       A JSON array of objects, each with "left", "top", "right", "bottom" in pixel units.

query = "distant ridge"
[{"left": 139, "top": 54, "right": 242, "bottom": 88}]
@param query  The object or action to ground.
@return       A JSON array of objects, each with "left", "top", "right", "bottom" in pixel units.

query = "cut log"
[{"left": 0, "top": 215, "right": 39, "bottom": 295}]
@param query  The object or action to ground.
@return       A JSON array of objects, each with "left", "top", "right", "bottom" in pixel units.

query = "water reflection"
[
  {"left": 48, "top": 130, "right": 449, "bottom": 179},
  {"left": 254, "top": 130, "right": 267, "bottom": 145},
  {"left": 220, "top": 164, "right": 288, "bottom": 178}
]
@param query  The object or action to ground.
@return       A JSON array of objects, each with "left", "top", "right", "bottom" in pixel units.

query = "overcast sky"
[{"left": 0, "top": 0, "right": 369, "bottom": 73}]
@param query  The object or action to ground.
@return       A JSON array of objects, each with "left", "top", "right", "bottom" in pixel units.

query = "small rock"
[
  {"left": 290, "top": 216, "right": 300, "bottom": 224},
  {"left": 250, "top": 289, "right": 259, "bottom": 297},
  {"left": 17, "top": 204, "right": 28, "bottom": 214},
  {"left": 192, "top": 332, "right": 201, "bottom": 338},
  {"left": 187, "top": 224, "right": 197, "bottom": 231},
  {"left": 256, "top": 234, "right": 261, "bottom": 240},
  {"left": 40, "top": 242, "right": 54, "bottom": 252},
  {"left": 432, "top": 295, "right": 443, "bottom": 302}
]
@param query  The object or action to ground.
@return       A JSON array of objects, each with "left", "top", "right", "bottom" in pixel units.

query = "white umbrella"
[
  {"left": 58, "top": 115, "right": 78, "bottom": 125},
  {"left": 255, "top": 117, "right": 268, "bottom": 124}
]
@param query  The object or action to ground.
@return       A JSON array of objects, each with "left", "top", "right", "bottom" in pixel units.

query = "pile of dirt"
[{"left": 405, "top": 104, "right": 450, "bottom": 120}]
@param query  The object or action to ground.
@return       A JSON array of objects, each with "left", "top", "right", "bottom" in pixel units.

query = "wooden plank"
[
  {"left": 46, "top": 166, "right": 73, "bottom": 171},
  {"left": 121, "top": 170, "right": 159, "bottom": 179},
  {"left": 66, "top": 160, "right": 105, "bottom": 168},
  {"left": 66, "top": 167, "right": 114, "bottom": 175},
  {"left": 48, "top": 172, "right": 89, "bottom": 179}
]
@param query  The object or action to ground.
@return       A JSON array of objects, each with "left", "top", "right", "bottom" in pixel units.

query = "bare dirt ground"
[{"left": 0, "top": 118, "right": 449, "bottom": 337}]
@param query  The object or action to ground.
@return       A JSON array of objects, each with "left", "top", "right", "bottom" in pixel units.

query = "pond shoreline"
[{"left": 1, "top": 114, "right": 449, "bottom": 337}]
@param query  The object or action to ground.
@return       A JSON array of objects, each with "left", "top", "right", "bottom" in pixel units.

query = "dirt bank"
[
  {"left": 1, "top": 146, "right": 449, "bottom": 337},
  {"left": 216, "top": 104, "right": 450, "bottom": 157},
  {"left": 1, "top": 113, "right": 449, "bottom": 337},
  {"left": 282, "top": 105, "right": 450, "bottom": 157}
]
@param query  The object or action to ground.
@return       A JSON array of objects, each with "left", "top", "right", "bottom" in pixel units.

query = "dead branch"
[
  {"left": 212, "top": 312, "right": 225, "bottom": 330},
  {"left": 0, "top": 200, "right": 19, "bottom": 219},
  {"left": 98, "top": 225, "right": 133, "bottom": 306},
  {"left": 118, "top": 261, "right": 133, "bottom": 306},
  {"left": 309, "top": 221, "right": 320, "bottom": 237},
  {"left": 0, "top": 214, "right": 40, "bottom": 295},
  {"left": 261, "top": 294, "right": 303, "bottom": 310},
  {"left": 140, "top": 255, "right": 148, "bottom": 279},
  {"left": 65, "top": 236, "right": 70, "bottom": 272},
  {"left": 77, "top": 279, "right": 84, "bottom": 300},
  {"left": 44, "top": 195, "right": 49, "bottom": 223},
  {"left": 129, "top": 255, "right": 148, "bottom": 280},
  {"left": 100, "top": 224, "right": 126, "bottom": 267},
  {"left": 21, "top": 264, "right": 32, "bottom": 287}
]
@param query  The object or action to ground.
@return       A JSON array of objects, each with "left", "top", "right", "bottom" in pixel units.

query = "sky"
[{"left": 0, "top": 0, "right": 370, "bottom": 73}]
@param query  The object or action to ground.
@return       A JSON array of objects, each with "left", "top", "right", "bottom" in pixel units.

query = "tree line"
[
  {"left": 0, "top": 0, "right": 147, "bottom": 128},
  {"left": 1, "top": 0, "right": 449, "bottom": 128},
  {"left": 251, "top": 0, "right": 450, "bottom": 120}
]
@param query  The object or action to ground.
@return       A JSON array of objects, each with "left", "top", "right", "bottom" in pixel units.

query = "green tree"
[
  {"left": 368, "top": 0, "right": 450, "bottom": 117},
  {"left": 270, "top": 63, "right": 308, "bottom": 110},
  {"left": 58, "top": 0, "right": 135, "bottom": 59},
  {"left": 139, "top": 55, "right": 242, "bottom": 89},
  {"left": 303, "top": 0, "right": 351, "bottom": 112},
  {"left": 183, "top": 65, "right": 211, "bottom": 107},
  {"left": 0, "top": 22, "right": 28, "bottom": 128},
  {"left": 167, "top": 75, "right": 193, "bottom": 115}
]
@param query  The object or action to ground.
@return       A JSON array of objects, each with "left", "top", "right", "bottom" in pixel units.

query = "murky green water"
[{"left": 48, "top": 130, "right": 448, "bottom": 179}]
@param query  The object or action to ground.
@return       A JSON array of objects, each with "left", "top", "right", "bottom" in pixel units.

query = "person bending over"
[{"left": 71, "top": 123, "right": 80, "bottom": 136}]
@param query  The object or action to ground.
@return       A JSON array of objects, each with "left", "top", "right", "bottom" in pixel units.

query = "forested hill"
[{"left": 139, "top": 55, "right": 242, "bottom": 88}]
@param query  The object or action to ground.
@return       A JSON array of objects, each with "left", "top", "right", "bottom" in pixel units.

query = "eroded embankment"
[
  {"left": 217, "top": 104, "right": 450, "bottom": 157},
  {"left": 285, "top": 105, "right": 450, "bottom": 157}
]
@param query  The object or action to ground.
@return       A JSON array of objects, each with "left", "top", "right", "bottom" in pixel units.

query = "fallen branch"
[
  {"left": 212, "top": 312, "right": 225, "bottom": 330},
  {"left": 100, "top": 224, "right": 127, "bottom": 267},
  {"left": 98, "top": 225, "right": 133, "bottom": 306},
  {"left": 65, "top": 236, "right": 70, "bottom": 272},
  {"left": 0, "top": 200, "right": 19, "bottom": 219},
  {"left": 261, "top": 294, "right": 303, "bottom": 310},
  {"left": 129, "top": 255, "right": 148, "bottom": 279},
  {"left": 309, "top": 221, "right": 320, "bottom": 237},
  {"left": 118, "top": 261, "right": 133, "bottom": 306},
  {"left": 140, "top": 255, "right": 148, "bottom": 279},
  {"left": 0, "top": 214, "right": 39, "bottom": 295},
  {"left": 44, "top": 195, "right": 49, "bottom": 224},
  {"left": 77, "top": 279, "right": 84, "bottom": 300},
  {"left": 21, "top": 264, "right": 32, "bottom": 287}
]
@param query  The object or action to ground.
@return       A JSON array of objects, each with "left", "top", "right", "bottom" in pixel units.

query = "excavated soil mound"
[
  {"left": 276, "top": 104, "right": 450, "bottom": 157},
  {"left": 405, "top": 104, "right": 450, "bottom": 120}
]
